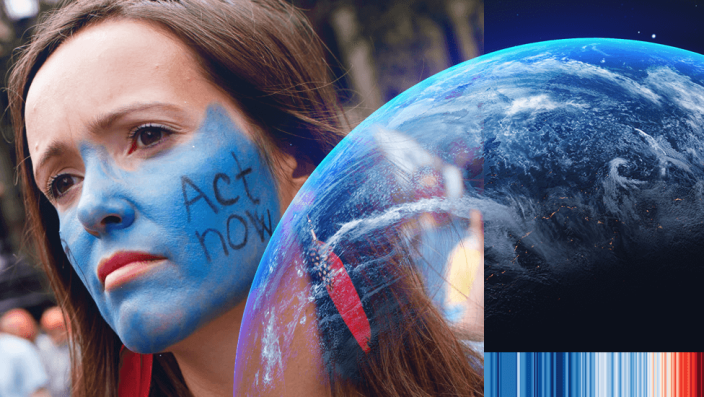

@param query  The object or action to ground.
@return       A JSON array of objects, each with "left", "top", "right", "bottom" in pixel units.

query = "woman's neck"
[{"left": 167, "top": 300, "right": 247, "bottom": 397}]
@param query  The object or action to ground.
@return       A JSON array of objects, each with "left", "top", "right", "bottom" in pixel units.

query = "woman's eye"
[
  {"left": 128, "top": 124, "right": 172, "bottom": 154},
  {"left": 48, "top": 174, "right": 80, "bottom": 200}
]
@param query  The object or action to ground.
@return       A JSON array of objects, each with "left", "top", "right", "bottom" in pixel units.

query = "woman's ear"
[{"left": 275, "top": 152, "right": 314, "bottom": 213}]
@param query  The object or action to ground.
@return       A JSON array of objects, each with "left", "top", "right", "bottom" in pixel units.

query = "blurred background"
[{"left": 0, "top": 1, "right": 483, "bottom": 390}]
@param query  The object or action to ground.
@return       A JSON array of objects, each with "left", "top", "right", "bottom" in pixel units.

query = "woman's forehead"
[
  {"left": 24, "top": 19, "right": 229, "bottom": 170},
  {"left": 26, "top": 18, "right": 200, "bottom": 122}
]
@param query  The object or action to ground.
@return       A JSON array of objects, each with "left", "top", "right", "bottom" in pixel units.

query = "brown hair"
[{"left": 8, "top": 0, "right": 483, "bottom": 396}]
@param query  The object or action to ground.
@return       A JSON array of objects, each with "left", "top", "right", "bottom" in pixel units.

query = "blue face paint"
[{"left": 57, "top": 104, "right": 280, "bottom": 353}]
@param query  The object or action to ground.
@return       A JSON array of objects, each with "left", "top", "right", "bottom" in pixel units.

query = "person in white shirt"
[
  {"left": 0, "top": 329, "right": 50, "bottom": 397},
  {"left": 37, "top": 307, "right": 70, "bottom": 397}
]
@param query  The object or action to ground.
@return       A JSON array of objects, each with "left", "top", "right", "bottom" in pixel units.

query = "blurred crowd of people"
[
  {"left": 0, "top": 306, "right": 70, "bottom": 397},
  {"left": 415, "top": 208, "right": 484, "bottom": 356}
]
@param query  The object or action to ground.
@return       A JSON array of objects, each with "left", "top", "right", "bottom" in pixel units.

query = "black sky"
[{"left": 486, "top": 0, "right": 704, "bottom": 55}]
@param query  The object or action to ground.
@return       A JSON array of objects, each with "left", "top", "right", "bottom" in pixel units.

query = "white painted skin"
[{"left": 25, "top": 19, "right": 309, "bottom": 397}]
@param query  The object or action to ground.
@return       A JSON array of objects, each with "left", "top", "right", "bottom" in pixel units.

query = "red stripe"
[{"left": 324, "top": 248, "right": 371, "bottom": 353}]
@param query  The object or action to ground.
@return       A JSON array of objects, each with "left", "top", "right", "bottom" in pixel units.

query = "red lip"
[{"left": 97, "top": 252, "right": 166, "bottom": 284}]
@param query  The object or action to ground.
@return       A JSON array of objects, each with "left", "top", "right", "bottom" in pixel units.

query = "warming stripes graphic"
[{"left": 487, "top": 353, "right": 704, "bottom": 397}]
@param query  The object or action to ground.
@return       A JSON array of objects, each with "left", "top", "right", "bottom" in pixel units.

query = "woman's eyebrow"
[
  {"left": 35, "top": 140, "right": 71, "bottom": 181},
  {"left": 88, "top": 102, "right": 184, "bottom": 134}
]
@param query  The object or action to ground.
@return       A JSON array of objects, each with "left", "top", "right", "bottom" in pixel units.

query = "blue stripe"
[{"left": 485, "top": 353, "right": 676, "bottom": 397}]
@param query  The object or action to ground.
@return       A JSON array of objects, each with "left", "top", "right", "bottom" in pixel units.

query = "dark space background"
[{"left": 486, "top": 0, "right": 703, "bottom": 55}]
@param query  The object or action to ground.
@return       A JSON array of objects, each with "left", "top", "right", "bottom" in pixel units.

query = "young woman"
[{"left": 9, "top": 0, "right": 483, "bottom": 395}]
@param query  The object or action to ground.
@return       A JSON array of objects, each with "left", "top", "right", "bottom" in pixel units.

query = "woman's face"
[{"left": 25, "top": 19, "right": 292, "bottom": 353}]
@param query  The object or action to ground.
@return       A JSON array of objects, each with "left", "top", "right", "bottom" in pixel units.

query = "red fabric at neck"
[{"left": 118, "top": 345, "right": 153, "bottom": 397}]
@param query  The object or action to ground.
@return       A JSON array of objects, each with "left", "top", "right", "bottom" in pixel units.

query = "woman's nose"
[{"left": 76, "top": 169, "right": 135, "bottom": 237}]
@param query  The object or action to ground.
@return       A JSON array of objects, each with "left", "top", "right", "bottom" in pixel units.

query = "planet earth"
[
  {"left": 474, "top": 39, "right": 704, "bottom": 351},
  {"left": 229, "top": 37, "right": 704, "bottom": 389}
]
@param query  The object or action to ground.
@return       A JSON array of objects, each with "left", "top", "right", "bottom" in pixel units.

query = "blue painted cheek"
[
  {"left": 57, "top": 105, "right": 282, "bottom": 353},
  {"left": 59, "top": 208, "right": 95, "bottom": 292}
]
